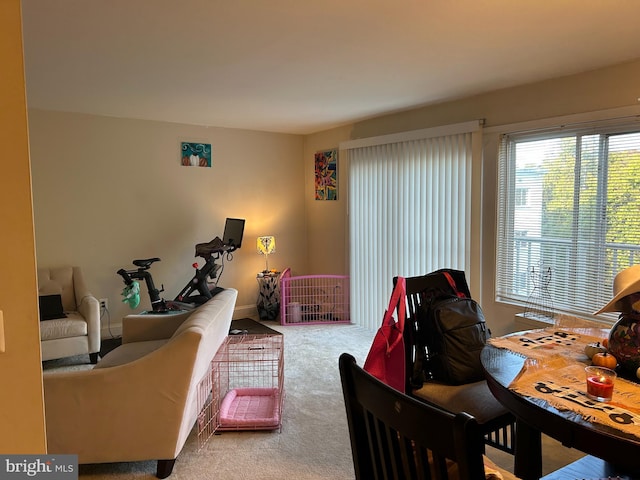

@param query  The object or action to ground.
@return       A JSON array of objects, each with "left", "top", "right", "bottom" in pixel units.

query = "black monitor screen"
[{"left": 223, "top": 218, "right": 245, "bottom": 248}]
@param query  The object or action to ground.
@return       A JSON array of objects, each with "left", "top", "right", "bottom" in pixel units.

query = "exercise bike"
[{"left": 117, "top": 218, "right": 245, "bottom": 312}]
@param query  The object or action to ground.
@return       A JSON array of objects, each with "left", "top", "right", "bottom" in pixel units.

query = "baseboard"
[
  {"left": 233, "top": 304, "right": 258, "bottom": 319},
  {"left": 101, "top": 323, "right": 122, "bottom": 340}
]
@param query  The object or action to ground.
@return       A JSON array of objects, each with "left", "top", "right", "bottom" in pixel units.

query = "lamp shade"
[{"left": 257, "top": 236, "right": 276, "bottom": 256}]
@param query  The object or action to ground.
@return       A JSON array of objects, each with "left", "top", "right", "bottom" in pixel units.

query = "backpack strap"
[{"left": 442, "top": 271, "right": 467, "bottom": 299}]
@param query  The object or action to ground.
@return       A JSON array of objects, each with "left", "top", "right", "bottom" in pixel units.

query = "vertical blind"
[
  {"left": 342, "top": 121, "right": 482, "bottom": 331},
  {"left": 496, "top": 119, "right": 640, "bottom": 321}
]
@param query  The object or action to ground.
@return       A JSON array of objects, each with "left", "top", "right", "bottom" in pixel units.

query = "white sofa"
[
  {"left": 38, "top": 266, "right": 101, "bottom": 363},
  {"left": 43, "top": 288, "right": 238, "bottom": 478}
]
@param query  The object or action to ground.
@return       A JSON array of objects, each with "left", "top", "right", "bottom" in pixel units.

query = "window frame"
[{"left": 495, "top": 117, "right": 640, "bottom": 323}]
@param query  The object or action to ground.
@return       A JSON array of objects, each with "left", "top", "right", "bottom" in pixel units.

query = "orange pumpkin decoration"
[
  {"left": 592, "top": 351, "right": 617, "bottom": 369},
  {"left": 602, "top": 338, "right": 609, "bottom": 349}
]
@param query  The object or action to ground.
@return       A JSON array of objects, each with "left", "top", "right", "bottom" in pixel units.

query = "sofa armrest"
[
  {"left": 78, "top": 296, "right": 101, "bottom": 353},
  {"left": 71, "top": 266, "right": 93, "bottom": 304},
  {"left": 122, "top": 310, "right": 192, "bottom": 343},
  {"left": 72, "top": 267, "right": 101, "bottom": 353}
]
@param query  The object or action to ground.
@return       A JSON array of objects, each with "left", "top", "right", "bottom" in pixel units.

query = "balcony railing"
[{"left": 510, "top": 236, "right": 640, "bottom": 316}]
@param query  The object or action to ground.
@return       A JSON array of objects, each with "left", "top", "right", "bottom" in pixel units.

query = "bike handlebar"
[{"left": 116, "top": 268, "right": 133, "bottom": 285}]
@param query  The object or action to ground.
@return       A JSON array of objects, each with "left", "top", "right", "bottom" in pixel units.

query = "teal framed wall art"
[{"left": 181, "top": 142, "right": 212, "bottom": 167}]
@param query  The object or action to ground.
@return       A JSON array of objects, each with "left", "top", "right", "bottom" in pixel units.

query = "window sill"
[
  {"left": 514, "top": 312, "right": 554, "bottom": 331},
  {"left": 514, "top": 312, "right": 612, "bottom": 332}
]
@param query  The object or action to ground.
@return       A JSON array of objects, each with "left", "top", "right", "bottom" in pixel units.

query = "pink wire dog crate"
[
  {"left": 196, "top": 360, "right": 218, "bottom": 450},
  {"left": 280, "top": 268, "right": 350, "bottom": 325},
  {"left": 211, "top": 334, "right": 284, "bottom": 431}
]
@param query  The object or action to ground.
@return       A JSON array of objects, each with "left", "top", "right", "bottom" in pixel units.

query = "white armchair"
[{"left": 38, "top": 266, "right": 101, "bottom": 363}]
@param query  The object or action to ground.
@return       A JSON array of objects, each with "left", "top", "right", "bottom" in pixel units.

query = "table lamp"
[{"left": 257, "top": 235, "right": 276, "bottom": 272}]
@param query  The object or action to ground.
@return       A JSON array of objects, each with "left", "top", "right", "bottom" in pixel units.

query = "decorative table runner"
[
  {"left": 489, "top": 327, "right": 607, "bottom": 362},
  {"left": 489, "top": 327, "right": 640, "bottom": 439}
]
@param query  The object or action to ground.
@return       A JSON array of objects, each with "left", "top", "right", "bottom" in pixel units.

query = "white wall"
[
  {"left": 305, "top": 58, "right": 640, "bottom": 336},
  {"left": 28, "top": 58, "right": 640, "bottom": 339},
  {"left": 28, "top": 110, "right": 306, "bottom": 334},
  {"left": 303, "top": 125, "right": 352, "bottom": 275}
]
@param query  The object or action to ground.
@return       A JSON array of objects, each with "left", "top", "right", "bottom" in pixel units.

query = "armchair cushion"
[
  {"left": 38, "top": 267, "right": 76, "bottom": 311},
  {"left": 40, "top": 315, "right": 87, "bottom": 340}
]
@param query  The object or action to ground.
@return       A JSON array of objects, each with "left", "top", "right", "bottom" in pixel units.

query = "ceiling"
[{"left": 21, "top": 1, "right": 640, "bottom": 135}]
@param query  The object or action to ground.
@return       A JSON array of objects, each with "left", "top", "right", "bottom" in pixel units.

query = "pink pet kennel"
[
  {"left": 211, "top": 333, "right": 284, "bottom": 431},
  {"left": 279, "top": 268, "right": 350, "bottom": 325}
]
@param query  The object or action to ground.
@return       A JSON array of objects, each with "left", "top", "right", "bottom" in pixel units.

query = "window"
[
  {"left": 496, "top": 121, "right": 640, "bottom": 321},
  {"left": 514, "top": 187, "right": 528, "bottom": 207}
]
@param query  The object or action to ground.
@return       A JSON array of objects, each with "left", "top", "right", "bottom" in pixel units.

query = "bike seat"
[
  {"left": 133, "top": 257, "right": 161, "bottom": 269},
  {"left": 195, "top": 237, "right": 228, "bottom": 258}
]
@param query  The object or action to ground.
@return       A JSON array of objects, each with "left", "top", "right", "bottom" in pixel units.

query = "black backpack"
[{"left": 418, "top": 295, "right": 490, "bottom": 385}]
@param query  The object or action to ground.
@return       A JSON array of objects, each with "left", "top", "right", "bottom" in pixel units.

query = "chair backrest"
[
  {"left": 37, "top": 266, "right": 80, "bottom": 311},
  {"left": 339, "top": 352, "right": 486, "bottom": 480},
  {"left": 402, "top": 269, "right": 471, "bottom": 317},
  {"left": 395, "top": 269, "right": 471, "bottom": 392}
]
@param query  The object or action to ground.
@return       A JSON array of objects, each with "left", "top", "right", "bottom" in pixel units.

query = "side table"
[{"left": 256, "top": 271, "right": 281, "bottom": 320}]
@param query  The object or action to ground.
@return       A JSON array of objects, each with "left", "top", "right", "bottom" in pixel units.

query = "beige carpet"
[{"left": 43, "top": 321, "right": 584, "bottom": 479}]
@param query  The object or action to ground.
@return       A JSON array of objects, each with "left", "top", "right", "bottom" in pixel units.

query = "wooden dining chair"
[
  {"left": 339, "top": 352, "right": 487, "bottom": 480},
  {"left": 395, "top": 270, "right": 516, "bottom": 454}
]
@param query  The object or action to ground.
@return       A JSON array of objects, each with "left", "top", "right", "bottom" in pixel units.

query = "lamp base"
[{"left": 258, "top": 270, "right": 279, "bottom": 277}]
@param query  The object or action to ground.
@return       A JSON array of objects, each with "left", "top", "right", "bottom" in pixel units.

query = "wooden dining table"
[{"left": 481, "top": 332, "right": 640, "bottom": 480}]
